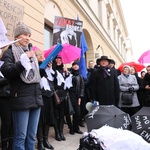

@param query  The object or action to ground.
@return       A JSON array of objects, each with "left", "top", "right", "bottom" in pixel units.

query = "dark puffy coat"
[
  {"left": 1, "top": 47, "right": 43, "bottom": 110},
  {"left": 0, "top": 75, "right": 10, "bottom": 97},
  {"left": 143, "top": 73, "right": 150, "bottom": 106},
  {"left": 0, "top": 75, "right": 10, "bottom": 107},
  {"left": 69, "top": 70, "right": 84, "bottom": 98},
  {"left": 38, "top": 64, "right": 55, "bottom": 124},
  {"left": 91, "top": 67, "right": 119, "bottom": 106}
]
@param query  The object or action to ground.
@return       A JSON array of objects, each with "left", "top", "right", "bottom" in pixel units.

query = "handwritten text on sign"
[
  {"left": 134, "top": 116, "right": 150, "bottom": 130},
  {"left": 0, "top": 0, "right": 24, "bottom": 40}
]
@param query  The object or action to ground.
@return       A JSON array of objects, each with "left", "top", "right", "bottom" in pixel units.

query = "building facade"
[{"left": 0, "top": 0, "right": 132, "bottom": 67}]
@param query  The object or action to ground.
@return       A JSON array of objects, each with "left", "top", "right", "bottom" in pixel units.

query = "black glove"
[{"left": 128, "top": 87, "right": 134, "bottom": 92}]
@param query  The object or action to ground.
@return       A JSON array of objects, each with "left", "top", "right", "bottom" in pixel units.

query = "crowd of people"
[{"left": 0, "top": 21, "right": 150, "bottom": 150}]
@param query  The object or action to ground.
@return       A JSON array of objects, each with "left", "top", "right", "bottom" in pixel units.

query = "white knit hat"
[
  {"left": 14, "top": 21, "right": 31, "bottom": 37},
  {"left": 122, "top": 65, "right": 131, "bottom": 71}
]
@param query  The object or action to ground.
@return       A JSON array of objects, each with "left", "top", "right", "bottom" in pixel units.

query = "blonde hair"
[
  {"left": 0, "top": 46, "right": 9, "bottom": 59},
  {"left": 35, "top": 49, "right": 44, "bottom": 56}
]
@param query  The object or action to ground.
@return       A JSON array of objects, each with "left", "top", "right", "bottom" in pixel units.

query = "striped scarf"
[{"left": 12, "top": 43, "right": 41, "bottom": 83}]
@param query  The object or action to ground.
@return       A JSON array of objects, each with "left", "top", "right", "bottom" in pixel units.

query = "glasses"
[{"left": 36, "top": 53, "right": 43, "bottom": 57}]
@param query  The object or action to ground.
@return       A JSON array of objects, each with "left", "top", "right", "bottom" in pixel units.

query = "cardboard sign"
[
  {"left": 0, "top": 18, "right": 9, "bottom": 47},
  {"left": 0, "top": 18, "right": 7, "bottom": 34},
  {"left": 0, "top": 33, "right": 9, "bottom": 44},
  {"left": 0, "top": 38, "right": 20, "bottom": 48},
  {"left": 0, "top": 0, "right": 24, "bottom": 40}
]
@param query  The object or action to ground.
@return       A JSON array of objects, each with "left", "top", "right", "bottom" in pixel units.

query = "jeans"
[{"left": 12, "top": 107, "right": 41, "bottom": 150}]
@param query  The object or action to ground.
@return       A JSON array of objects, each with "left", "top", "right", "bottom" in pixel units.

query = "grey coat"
[{"left": 118, "top": 74, "right": 140, "bottom": 108}]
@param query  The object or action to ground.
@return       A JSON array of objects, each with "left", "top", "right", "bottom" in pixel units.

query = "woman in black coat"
[
  {"left": 130, "top": 66, "right": 144, "bottom": 108},
  {"left": 91, "top": 56, "right": 119, "bottom": 106},
  {"left": 143, "top": 65, "right": 150, "bottom": 106},
  {"left": 66, "top": 62, "right": 84, "bottom": 134},
  {"left": 52, "top": 56, "right": 68, "bottom": 141},
  {"left": 1, "top": 22, "right": 43, "bottom": 150},
  {"left": 35, "top": 50, "right": 54, "bottom": 150},
  {"left": 0, "top": 46, "right": 13, "bottom": 150}
]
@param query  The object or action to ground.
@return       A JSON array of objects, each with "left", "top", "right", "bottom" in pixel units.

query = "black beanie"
[
  {"left": 110, "top": 59, "right": 115, "bottom": 65},
  {"left": 72, "top": 61, "right": 79, "bottom": 66}
]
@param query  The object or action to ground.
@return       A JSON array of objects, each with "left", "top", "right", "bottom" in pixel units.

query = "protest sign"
[
  {"left": 53, "top": 16, "right": 83, "bottom": 48},
  {"left": 0, "top": 0, "right": 24, "bottom": 40}
]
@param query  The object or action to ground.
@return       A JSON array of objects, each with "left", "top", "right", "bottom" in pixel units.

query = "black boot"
[
  {"left": 69, "top": 127, "right": 75, "bottom": 135},
  {"left": 37, "top": 126, "right": 45, "bottom": 150},
  {"left": 37, "top": 141, "right": 45, "bottom": 150},
  {"left": 66, "top": 115, "right": 74, "bottom": 135},
  {"left": 8, "top": 137, "right": 13, "bottom": 150},
  {"left": 54, "top": 125, "right": 61, "bottom": 141},
  {"left": 59, "top": 132, "right": 66, "bottom": 141},
  {"left": 43, "top": 139, "right": 54, "bottom": 150},
  {"left": 43, "top": 124, "right": 54, "bottom": 149},
  {"left": 1, "top": 139, "right": 8, "bottom": 150},
  {"left": 59, "top": 118, "right": 66, "bottom": 141}
]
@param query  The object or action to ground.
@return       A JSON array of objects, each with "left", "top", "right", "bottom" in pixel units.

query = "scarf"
[
  {"left": 71, "top": 69, "right": 80, "bottom": 76},
  {"left": 100, "top": 66, "right": 111, "bottom": 78},
  {"left": 123, "top": 74, "right": 129, "bottom": 78},
  {"left": 12, "top": 43, "right": 41, "bottom": 83},
  {"left": 55, "top": 64, "right": 64, "bottom": 73}
]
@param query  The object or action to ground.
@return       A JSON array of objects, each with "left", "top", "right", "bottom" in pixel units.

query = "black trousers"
[
  {"left": 69, "top": 92, "right": 81, "bottom": 131},
  {"left": 121, "top": 106, "right": 140, "bottom": 117},
  {"left": 54, "top": 101, "right": 65, "bottom": 132},
  {"left": 0, "top": 101, "right": 12, "bottom": 143},
  {"left": 80, "top": 96, "right": 88, "bottom": 121}
]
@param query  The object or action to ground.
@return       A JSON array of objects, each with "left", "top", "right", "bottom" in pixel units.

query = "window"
[
  {"left": 107, "top": 12, "right": 110, "bottom": 36},
  {"left": 86, "top": 0, "right": 89, "bottom": 4},
  {"left": 98, "top": 0, "right": 102, "bottom": 23},
  {"left": 44, "top": 26, "right": 53, "bottom": 50},
  {"left": 113, "top": 22, "right": 116, "bottom": 42}
]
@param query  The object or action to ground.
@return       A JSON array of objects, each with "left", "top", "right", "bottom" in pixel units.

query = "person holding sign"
[{"left": 1, "top": 21, "right": 43, "bottom": 150}]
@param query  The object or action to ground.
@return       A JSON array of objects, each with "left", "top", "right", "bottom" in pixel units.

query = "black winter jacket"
[
  {"left": 91, "top": 67, "right": 119, "bottom": 106},
  {"left": 69, "top": 69, "right": 84, "bottom": 98},
  {"left": 0, "top": 75, "right": 10, "bottom": 97},
  {"left": 1, "top": 47, "right": 43, "bottom": 110}
]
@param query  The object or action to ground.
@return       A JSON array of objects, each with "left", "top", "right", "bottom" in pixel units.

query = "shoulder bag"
[
  {"left": 53, "top": 90, "right": 61, "bottom": 105},
  {"left": 64, "top": 92, "right": 75, "bottom": 115},
  {"left": 121, "top": 91, "right": 133, "bottom": 105}
]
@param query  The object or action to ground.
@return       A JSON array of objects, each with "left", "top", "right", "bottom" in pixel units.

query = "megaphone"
[{"left": 86, "top": 102, "right": 93, "bottom": 112}]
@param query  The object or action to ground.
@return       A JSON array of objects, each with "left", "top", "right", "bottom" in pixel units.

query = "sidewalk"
[{"left": 36, "top": 124, "right": 87, "bottom": 150}]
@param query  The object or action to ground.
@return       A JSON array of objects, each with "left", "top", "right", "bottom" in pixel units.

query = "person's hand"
[
  {"left": 47, "top": 61, "right": 52, "bottom": 68},
  {"left": 63, "top": 67, "right": 68, "bottom": 75},
  {"left": 128, "top": 87, "right": 134, "bottom": 92},
  {"left": 78, "top": 98, "right": 81, "bottom": 105},
  {"left": 26, "top": 50, "right": 34, "bottom": 59},
  {"left": 145, "top": 85, "right": 150, "bottom": 90}
]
